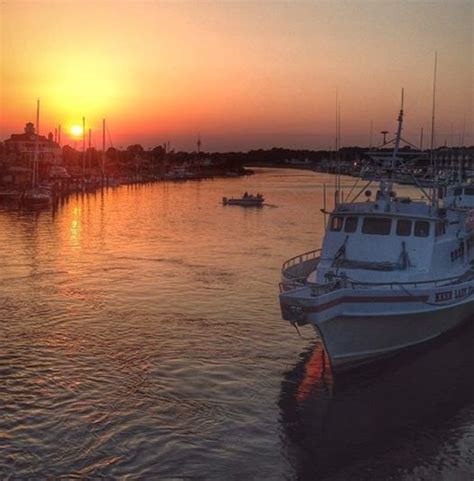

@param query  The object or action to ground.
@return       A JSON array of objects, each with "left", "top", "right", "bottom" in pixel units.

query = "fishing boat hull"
[
  {"left": 280, "top": 283, "right": 474, "bottom": 371},
  {"left": 316, "top": 302, "right": 473, "bottom": 370}
]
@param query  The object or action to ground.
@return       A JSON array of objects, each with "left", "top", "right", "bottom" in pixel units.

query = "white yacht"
[{"left": 279, "top": 98, "right": 474, "bottom": 371}]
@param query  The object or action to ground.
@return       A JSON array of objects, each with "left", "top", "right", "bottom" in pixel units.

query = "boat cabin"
[
  {"left": 317, "top": 198, "right": 471, "bottom": 284},
  {"left": 443, "top": 184, "right": 474, "bottom": 209}
]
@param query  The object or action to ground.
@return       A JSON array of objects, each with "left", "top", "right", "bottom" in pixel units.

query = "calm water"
[{"left": 0, "top": 169, "right": 473, "bottom": 480}]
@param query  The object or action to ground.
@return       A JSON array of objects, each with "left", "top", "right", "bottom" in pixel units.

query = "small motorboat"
[{"left": 223, "top": 192, "right": 264, "bottom": 206}]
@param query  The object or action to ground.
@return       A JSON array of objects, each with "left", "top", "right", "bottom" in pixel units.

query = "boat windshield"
[{"left": 362, "top": 217, "right": 392, "bottom": 235}]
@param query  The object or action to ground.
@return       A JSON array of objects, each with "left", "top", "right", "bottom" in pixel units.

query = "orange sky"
[{"left": 1, "top": 1, "right": 472, "bottom": 151}]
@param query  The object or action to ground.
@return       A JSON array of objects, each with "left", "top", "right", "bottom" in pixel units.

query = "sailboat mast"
[
  {"left": 102, "top": 118, "right": 106, "bottom": 178},
  {"left": 82, "top": 117, "right": 86, "bottom": 182},
  {"left": 334, "top": 88, "right": 340, "bottom": 205},
  {"left": 461, "top": 114, "right": 466, "bottom": 146},
  {"left": 338, "top": 102, "right": 341, "bottom": 199},
  {"left": 430, "top": 52, "right": 437, "bottom": 207},
  {"left": 33, "top": 98, "right": 40, "bottom": 188}
]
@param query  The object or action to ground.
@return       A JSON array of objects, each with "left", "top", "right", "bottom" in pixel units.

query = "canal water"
[{"left": 0, "top": 168, "right": 472, "bottom": 480}]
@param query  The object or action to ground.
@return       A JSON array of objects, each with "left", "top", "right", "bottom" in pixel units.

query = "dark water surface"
[{"left": 1, "top": 169, "right": 473, "bottom": 480}]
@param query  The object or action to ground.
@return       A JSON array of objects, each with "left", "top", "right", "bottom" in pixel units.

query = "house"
[
  {"left": 1, "top": 122, "right": 64, "bottom": 187},
  {"left": 3, "top": 122, "right": 62, "bottom": 165}
]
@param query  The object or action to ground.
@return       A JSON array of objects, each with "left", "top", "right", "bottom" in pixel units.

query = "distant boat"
[
  {"left": 21, "top": 186, "right": 52, "bottom": 207},
  {"left": 223, "top": 192, "right": 264, "bottom": 206},
  {"left": 164, "top": 165, "right": 195, "bottom": 180}
]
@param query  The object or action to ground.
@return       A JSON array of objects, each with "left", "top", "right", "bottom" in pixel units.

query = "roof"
[{"left": 4, "top": 133, "right": 58, "bottom": 146}]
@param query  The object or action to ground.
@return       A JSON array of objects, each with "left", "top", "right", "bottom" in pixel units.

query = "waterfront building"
[
  {"left": 433, "top": 147, "right": 474, "bottom": 177},
  {"left": 3, "top": 122, "right": 62, "bottom": 164},
  {"left": 1, "top": 122, "right": 64, "bottom": 187}
]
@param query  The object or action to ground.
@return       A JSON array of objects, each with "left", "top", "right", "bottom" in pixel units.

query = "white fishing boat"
[
  {"left": 223, "top": 192, "right": 264, "bottom": 206},
  {"left": 279, "top": 92, "right": 474, "bottom": 371}
]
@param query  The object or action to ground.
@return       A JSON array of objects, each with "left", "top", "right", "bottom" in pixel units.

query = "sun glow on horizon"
[{"left": 70, "top": 125, "right": 84, "bottom": 138}]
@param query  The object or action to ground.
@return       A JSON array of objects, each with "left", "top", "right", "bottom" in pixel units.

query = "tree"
[{"left": 152, "top": 145, "right": 165, "bottom": 161}]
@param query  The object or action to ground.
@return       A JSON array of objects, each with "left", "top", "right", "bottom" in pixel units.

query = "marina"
[{"left": 2, "top": 1, "right": 473, "bottom": 479}]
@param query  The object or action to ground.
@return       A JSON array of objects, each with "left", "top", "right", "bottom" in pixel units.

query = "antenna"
[
  {"left": 388, "top": 88, "right": 404, "bottom": 194},
  {"left": 197, "top": 133, "right": 201, "bottom": 153},
  {"left": 461, "top": 114, "right": 466, "bottom": 146},
  {"left": 420, "top": 127, "right": 424, "bottom": 150},
  {"left": 381, "top": 130, "right": 389, "bottom": 144},
  {"left": 369, "top": 120, "right": 373, "bottom": 149}
]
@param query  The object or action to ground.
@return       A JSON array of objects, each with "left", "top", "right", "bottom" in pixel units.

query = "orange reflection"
[
  {"left": 296, "top": 346, "right": 333, "bottom": 402},
  {"left": 70, "top": 206, "right": 81, "bottom": 250}
]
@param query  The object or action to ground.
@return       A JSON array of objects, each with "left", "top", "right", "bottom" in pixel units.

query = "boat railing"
[
  {"left": 346, "top": 270, "right": 474, "bottom": 290},
  {"left": 281, "top": 250, "right": 473, "bottom": 293},
  {"left": 281, "top": 249, "right": 321, "bottom": 281}
]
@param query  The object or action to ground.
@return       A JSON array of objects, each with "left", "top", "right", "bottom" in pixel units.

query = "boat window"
[
  {"left": 464, "top": 188, "right": 474, "bottom": 196},
  {"left": 435, "top": 222, "right": 446, "bottom": 237},
  {"left": 414, "top": 221, "right": 430, "bottom": 237},
  {"left": 396, "top": 219, "right": 412, "bottom": 236},
  {"left": 344, "top": 216, "right": 358, "bottom": 233},
  {"left": 362, "top": 217, "right": 392, "bottom": 235},
  {"left": 330, "top": 216, "right": 344, "bottom": 232}
]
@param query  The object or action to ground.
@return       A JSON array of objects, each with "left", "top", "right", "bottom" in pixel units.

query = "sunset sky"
[{"left": 1, "top": 1, "right": 472, "bottom": 152}]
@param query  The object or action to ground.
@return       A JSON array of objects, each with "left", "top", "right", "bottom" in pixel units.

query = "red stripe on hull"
[{"left": 304, "top": 295, "right": 430, "bottom": 314}]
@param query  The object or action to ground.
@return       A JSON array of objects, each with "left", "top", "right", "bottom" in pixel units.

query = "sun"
[{"left": 70, "top": 125, "right": 83, "bottom": 137}]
